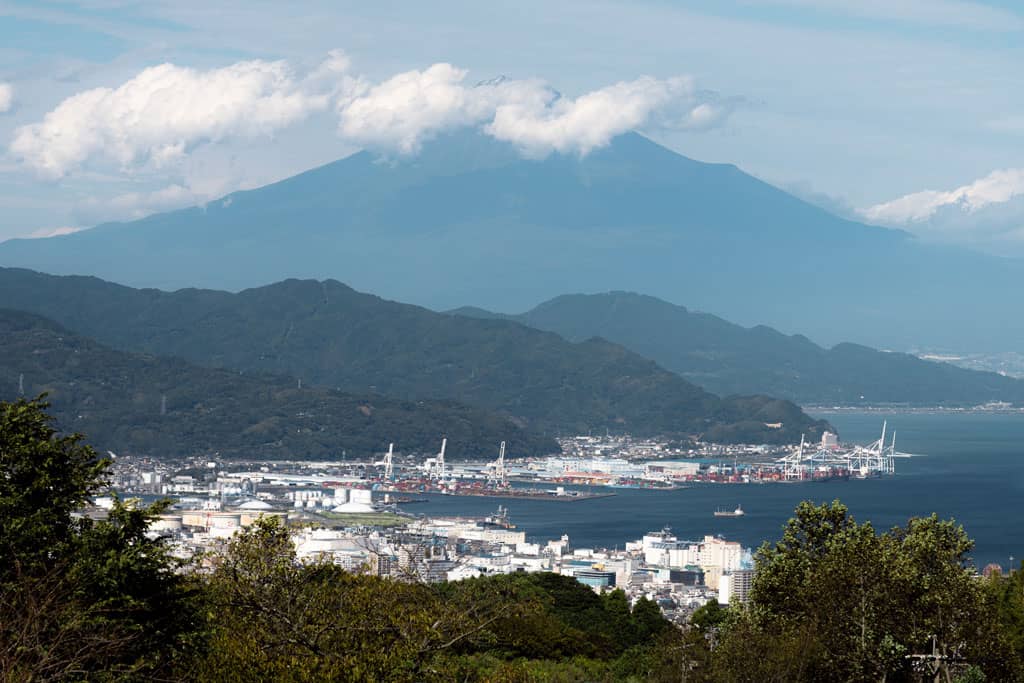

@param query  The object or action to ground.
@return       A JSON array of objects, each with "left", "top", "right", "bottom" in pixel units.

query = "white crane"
[
  {"left": 773, "top": 421, "right": 915, "bottom": 479},
  {"left": 435, "top": 438, "right": 447, "bottom": 481},
  {"left": 383, "top": 443, "right": 394, "bottom": 481},
  {"left": 489, "top": 441, "right": 507, "bottom": 487}
]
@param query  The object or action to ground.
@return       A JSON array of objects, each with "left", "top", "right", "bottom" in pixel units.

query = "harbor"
[
  {"left": 106, "top": 412, "right": 1015, "bottom": 569},
  {"left": 368, "top": 423, "right": 912, "bottom": 498},
  {"left": 111, "top": 423, "right": 918, "bottom": 515}
]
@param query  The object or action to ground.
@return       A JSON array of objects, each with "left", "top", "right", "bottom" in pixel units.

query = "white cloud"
[
  {"left": 26, "top": 225, "right": 82, "bottom": 239},
  {"left": 104, "top": 184, "right": 202, "bottom": 218},
  {"left": 903, "top": 196, "right": 1024, "bottom": 255},
  {"left": 859, "top": 169, "right": 1024, "bottom": 255},
  {"left": 0, "top": 83, "right": 12, "bottom": 113},
  {"left": 11, "top": 57, "right": 340, "bottom": 178},
  {"left": 682, "top": 103, "right": 728, "bottom": 131},
  {"left": 72, "top": 175, "right": 248, "bottom": 226},
  {"left": 14, "top": 53, "right": 731, "bottom": 175},
  {"left": 487, "top": 76, "right": 725, "bottom": 157},
  {"left": 862, "top": 168, "right": 1024, "bottom": 224},
  {"left": 9, "top": 51, "right": 734, "bottom": 239},
  {"left": 337, "top": 68, "right": 730, "bottom": 157},
  {"left": 335, "top": 63, "right": 483, "bottom": 154},
  {"left": 67, "top": 148, "right": 287, "bottom": 228}
]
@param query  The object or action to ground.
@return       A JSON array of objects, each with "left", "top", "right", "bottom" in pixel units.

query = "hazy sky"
[{"left": 1, "top": 0, "right": 1023, "bottom": 254}]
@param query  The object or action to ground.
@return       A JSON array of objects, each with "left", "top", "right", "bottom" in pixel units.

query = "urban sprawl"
[{"left": 101, "top": 428, "right": 904, "bottom": 622}]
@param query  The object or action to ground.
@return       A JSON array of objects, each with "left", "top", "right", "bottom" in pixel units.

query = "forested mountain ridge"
[
  {"left": 451, "top": 291, "right": 1024, "bottom": 406},
  {"left": 0, "top": 268, "right": 831, "bottom": 443},
  {"left": 0, "top": 308, "right": 557, "bottom": 459}
]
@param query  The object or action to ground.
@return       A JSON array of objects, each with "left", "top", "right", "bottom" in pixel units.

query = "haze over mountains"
[
  {"left": 0, "top": 268, "right": 829, "bottom": 445},
  {"left": 452, "top": 292, "right": 1024, "bottom": 406},
  {"left": 1, "top": 132, "right": 1020, "bottom": 352}
]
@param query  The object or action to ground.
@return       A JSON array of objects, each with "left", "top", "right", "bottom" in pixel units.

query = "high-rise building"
[
  {"left": 700, "top": 535, "right": 743, "bottom": 571},
  {"left": 718, "top": 568, "right": 755, "bottom": 605}
]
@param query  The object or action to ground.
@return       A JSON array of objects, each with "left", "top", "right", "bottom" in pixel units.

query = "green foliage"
[
  {"left": 196, "top": 516, "right": 533, "bottom": 681},
  {"left": 0, "top": 394, "right": 108, "bottom": 572},
  {"left": 707, "top": 500, "right": 1023, "bottom": 682},
  {"left": 438, "top": 573, "right": 679, "bottom": 663},
  {"left": 195, "top": 528, "right": 683, "bottom": 681},
  {"left": 0, "top": 309, "right": 556, "bottom": 459},
  {"left": 986, "top": 561, "right": 1024, "bottom": 665},
  {"left": 631, "top": 595, "right": 671, "bottom": 642},
  {"left": 71, "top": 496, "right": 207, "bottom": 673},
  {"left": 689, "top": 598, "right": 728, "bottom": 634},
  {"left": 0, "top": 268, "right": 829, "bottom": 443},
  {"left": 0, "top": 397, "right": 203, "bottom": 680}
]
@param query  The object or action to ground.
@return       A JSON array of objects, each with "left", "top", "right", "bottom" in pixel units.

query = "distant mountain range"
[
  {"left": 0, "top": 267, "right": 830, "bottom": 444},
  {"left": 1, "top": 131, "right": 1021, "bottom": 351},
  {"left": 450, "top": 292, "right": 1024, "bottom": 406},
  {"left": 0, "top": 309, "right": 556, "bottom": 460}
]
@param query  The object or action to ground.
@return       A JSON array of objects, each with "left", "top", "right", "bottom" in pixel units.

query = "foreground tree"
[
  {"left": 196, "top": 518, "right": 686, "bottom": 682},
  {"left": 710, "top": 500, "right": 1021, "bottom": 682},
  {"left": 0, "top": 397, "right": 202, "bottom": 681},
  {"left": 0, "top": 396, "right": 108, "bottom": 575},
  {"left": 986, "top": 561, "right": 1024, "bottom": 669},
  {"left": 196, "top": 516, "right": 539, "bottom": 682}
]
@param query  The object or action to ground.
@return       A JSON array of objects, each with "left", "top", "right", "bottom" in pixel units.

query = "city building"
[{"left": 719, "top": 569, "right": 755, "bottom": 605}]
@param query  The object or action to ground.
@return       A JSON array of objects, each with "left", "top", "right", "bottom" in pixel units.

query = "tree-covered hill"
[
  {"left": 0, "top": 268, "right": 831, "bottom": 443},
  {"left": 0, "top": 309, "right": 556, "bottom": 459},
  {"left": 451, "top": 291, "right": 1024, "bottom": 406}
]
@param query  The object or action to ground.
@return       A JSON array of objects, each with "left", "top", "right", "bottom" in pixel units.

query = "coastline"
[{"left": 805, "top": 405, "right": 1024, "bottom": 415}]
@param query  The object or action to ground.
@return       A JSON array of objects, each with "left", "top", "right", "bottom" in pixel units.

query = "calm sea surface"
[{"left": 417, "top": 412, "right": 1024, "bottom": 570}]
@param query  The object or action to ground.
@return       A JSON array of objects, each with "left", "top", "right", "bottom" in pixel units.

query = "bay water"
[{"left": 418, "top": 412, "right": 1024, "bottom": 570}]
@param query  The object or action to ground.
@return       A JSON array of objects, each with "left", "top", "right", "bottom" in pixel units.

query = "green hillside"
[
  {"left": 453, "top": 291, "right": 1024, "bottom": 406},
  {"left": 0, "top": 268, "right": 831, "bottom": 443},
  {"left": 0, "top": 309, "right": 556, "bottom": 459}
]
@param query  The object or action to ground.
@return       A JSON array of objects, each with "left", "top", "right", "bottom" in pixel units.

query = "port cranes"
[
  {"left": 434, "top": 438, "right": 447, "bottom": 481},
  {"left": 379, "top": 443, "right": 394, "bottom": 481},
  {"left": 487, "top": 441, "right": 508, "bottom": 487},
  {"left": 774, "top": 422, "right": 914, "bottom": 480}
]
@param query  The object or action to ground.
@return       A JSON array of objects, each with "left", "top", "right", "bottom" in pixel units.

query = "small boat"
[
  {"left": 479, "top": 505, "right": 516, "bottom": 529},
  {"left": 714, "top": 505, "right": 745, "bottom": 517}
]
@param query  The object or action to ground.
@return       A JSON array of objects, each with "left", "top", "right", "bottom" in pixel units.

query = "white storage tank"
[{"left": 151, "top": 515, "right": 183, "bottom": 532}]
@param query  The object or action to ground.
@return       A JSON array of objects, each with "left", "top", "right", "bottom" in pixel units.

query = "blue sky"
[{"left": 1, "top": 0, "right": 1023, "bottom": 253}]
